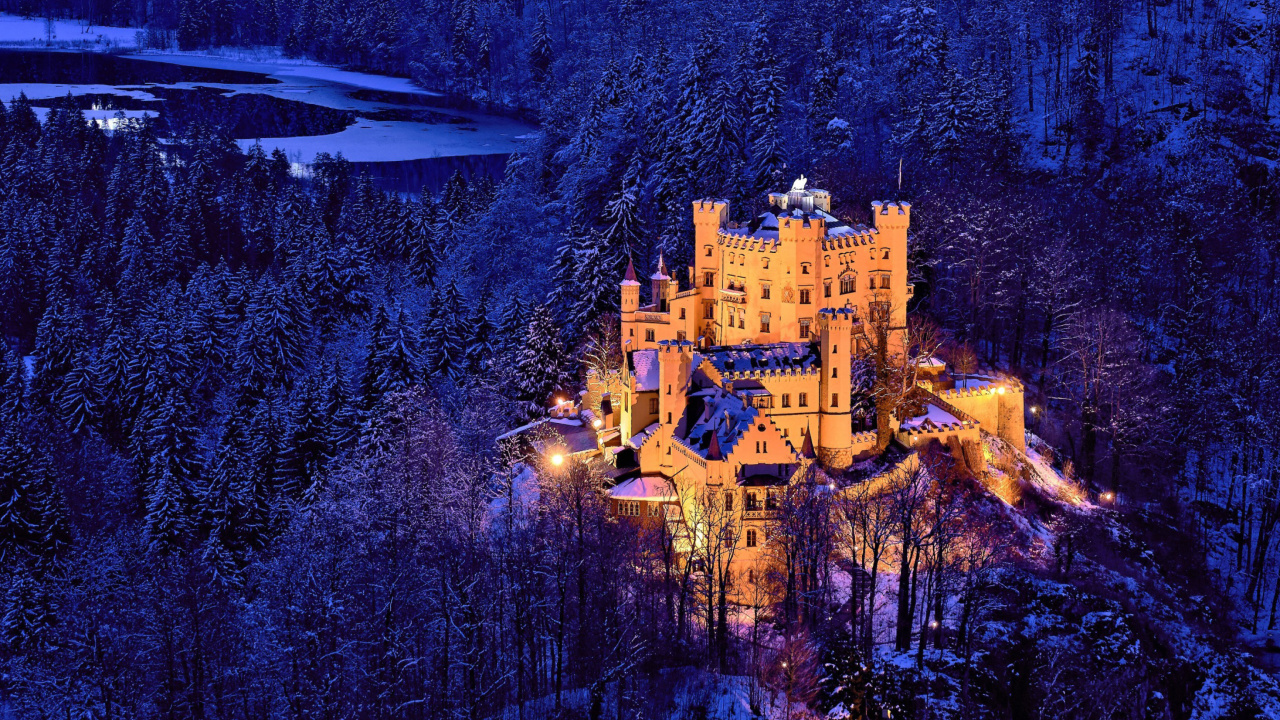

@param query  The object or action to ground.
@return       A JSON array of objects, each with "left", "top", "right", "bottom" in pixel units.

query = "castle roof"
[
  {"left": 677, "top": 385, "right": 758, "bottom": 460},
  {"left": 700, "top": 342, "right": 822, "bottom": 376},
  {"left": 622, "top": 258, "right": 639, "bottom": 286},
  {"left": 650, "top": 252, "right": 670, "bottom": 280}
]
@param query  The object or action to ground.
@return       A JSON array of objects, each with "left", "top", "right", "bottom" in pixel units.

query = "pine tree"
[
  {"left": 378, "top": 308, "right": 422, "bottom": 394},
  {"left": 284, "top": 379, "right": 334, "bottom": 501},
  {"left": 425, "top": 282, "right": 464, "bottom": 378},
  {"left": 236, "top": 278, "right": 311, "bottom": 391},
  {"left": 514, "top": 303, "right": 568, "bottom": 420},
  {"left": 403, "top": 193, "right": 439, "bottom": 286},
  {"left": 463, "top": 291, "right": 496, "bottom": 377},
  {"left": 529, "top": 11, "right": 554, "bottom": 85}
]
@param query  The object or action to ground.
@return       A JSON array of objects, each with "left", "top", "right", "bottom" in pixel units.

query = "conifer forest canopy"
[{"left": 2, "top": 0, "right": 1280, "bottom": 717}]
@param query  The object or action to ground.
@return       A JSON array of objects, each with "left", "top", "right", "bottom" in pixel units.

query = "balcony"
[{"left": 720, "top": 287, "right": 747, "bottom": 304}]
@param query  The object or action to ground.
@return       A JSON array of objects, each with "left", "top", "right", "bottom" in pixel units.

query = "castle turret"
[
  {"left": 657, "top": 339, "right": 695, "bottom": 472},
  {"left": 817, "top": 308, "right": 855, "bottom": 469},
  {"left": 651, "top": 252, "right": 672, "bottom": 313},
  {"left": 621, "top": 258, "right": 640, "bottom": 314}
]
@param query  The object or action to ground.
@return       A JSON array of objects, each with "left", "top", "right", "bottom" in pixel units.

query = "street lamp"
[
  {"left": 551, "top": 453, "right": 564, "bottom": 467},
  {"left": 592, "top": 418, "right": 603, "bottom": 429}
]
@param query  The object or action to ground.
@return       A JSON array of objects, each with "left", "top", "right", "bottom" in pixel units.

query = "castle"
[{"left": 513, "top": 181, "right": 1026, "bottom": 582}]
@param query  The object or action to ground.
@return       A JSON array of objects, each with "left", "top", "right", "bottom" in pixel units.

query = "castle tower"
[
  {"left": 817, "top": 308, "right": 855, "bottom": 469},
  {"left": 657, "top": 339, "right": 695, "bottom": 472},
  {"left": 869, "top": 200, "right": 911, "bottom": 355},
  {"left": 620, "top": 258, "right": 641, "bottom": 352},
  {"left": 692, "top": 199, "right": 728, "bottom": 344},
  {"left": 651, "top": 252, "right": 672, "bottom": 313}
]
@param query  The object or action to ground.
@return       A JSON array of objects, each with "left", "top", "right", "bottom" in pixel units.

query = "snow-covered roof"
[
  {"left": 630, "top": 349, "right": 660, "bottom": 391},
  {"left": 701, "top": 342, "right": 821, "bottom": 376},
  {"left": 610, "top": 476, "right": 678, "bottom": 501},
  {"left": 900, "top": 403, "right": 961, "bottom": 430},
  {"left": 677, "top": 386, "right": 759, "bottom": 459}
]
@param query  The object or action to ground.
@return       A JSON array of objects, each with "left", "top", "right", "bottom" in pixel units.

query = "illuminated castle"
[{"left": 528, "top": 181, "right": 1026, "bottom": 583}]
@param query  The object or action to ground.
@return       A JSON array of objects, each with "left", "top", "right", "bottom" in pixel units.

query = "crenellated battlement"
[{"left": 871, "top": 200, "right": 911, "bottom": 230}]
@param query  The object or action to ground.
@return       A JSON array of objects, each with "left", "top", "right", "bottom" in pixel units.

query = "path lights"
[{"left": 593, "top": 418, "right": 603, "bottom": 429}]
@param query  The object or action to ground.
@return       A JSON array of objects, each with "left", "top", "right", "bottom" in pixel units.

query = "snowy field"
[{"left": 0, "top": 14, "right": 138, "bottom": 48}]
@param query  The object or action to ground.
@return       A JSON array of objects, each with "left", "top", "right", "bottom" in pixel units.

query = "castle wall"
[{"left": 934, "top": 381, "right": 1027, "bottom": 452}]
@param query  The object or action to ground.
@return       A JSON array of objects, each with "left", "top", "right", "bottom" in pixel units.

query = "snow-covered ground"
[{"left": 0, "top": 14, "right": 138, "bottom": 48}]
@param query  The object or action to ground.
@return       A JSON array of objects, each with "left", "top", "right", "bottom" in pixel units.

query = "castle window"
[
  {"left": 649, "top": 398, "right": 658, "bottom": 413},
  {"left": 870, "top": 302, "right": 890, "bottom": 323},
  {"left": 824, "top": 281, "right": 832, "bottom": 298},
  {"left": 761, "top": 313, "right": 771, "bottom": 333},
  {"left": 762, "top": 441, "right": 767, "bottom": 452},
  {"left": 619, "top": 501, "right": 640, "bottom": 517},
  {"left": 705, "top": 246, "right": 713, "bottom": 257},
  {"left": 799, "top": 393, "right": 809, "bottom": 407},
  {"left": 746, "top": 529, "right": 758, "bottom": 548},
  {"left": 883, "top": 249, "right": 890, "bottom": 260},
  {"left": 724, "top": 492, "right": 734, "bottom": 511},
  {"left": 667, "top": 412, "right": 672, "bottom": 423},
  {"left": 649, "top": 503, "right": 660, "bottom": 517},
  {"left": 677, "top": 331, "right": 686, "bottom": 341},
  {"left": 800, "top": 289, "right": 811, "bottom": 305},
  {"left": 646, "top": 329, "right": 655, "bottom": 342},
  {"left": 762, "top": 284, "right": 771, "bottom": 299},
  {"left": 704, "top": 271, "right": 715, "bottom": 287},
  {"left": 801, "top": 263, "right": 811, "bottom": 275},
  {"left": 766, "top": 491, "right": 777, "bottom": 510},
  {"left": 799, "top": 320, "right": 811, "bottom": 338},
  {"left": 667, "top": 384, "right": 671, "bottom": 394},
  {"left": 841, "top": 276, "right": 855, "bottom": 294},
  {"left": 680, "top": 308, "right": 686, "bottom": 319},
  {"left": 782, "top": 393, "right": 791, "bottom": 408},
  {"left": 824, "top": 255, "right": 830, "bottom": 267},
  {"left": 831, "top": 393, "right": 839, "bottom": 407},
  {"left": 746, "top": 492, "right": 759, "bottom": 510},
  {"left": 755, "top": 441, "right": 760, "bottom": 453},
  {"left": 832, "top": 367, "right": 838, "bottom": 378},
  {"left": 762, "top": 258, "right": 770, "bottom": 269},
  {"left": 833, "top": 344, "right": 839, "bottom": 354},
  {"left": 630, "top": 328, "right": 634, "bottom": 336},
  {"left": 748, "top": 569, "right": 756, "bottom": 583}
]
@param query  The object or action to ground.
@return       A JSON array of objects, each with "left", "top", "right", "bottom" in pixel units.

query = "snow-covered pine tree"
[
  {"left": 425, "top": 282, "right": 464, "bottom": 378},
  {"left": 514, "top": 303, "right": 568, "bottom": 420},
  {"left": 463, "top": 291, "right": 496, "bottom": 378},
  {"left": 529, "top": 11, "right": 554, "bottom": 85}
]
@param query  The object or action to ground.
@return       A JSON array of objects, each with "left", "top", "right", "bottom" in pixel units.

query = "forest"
[{"left": 3, "top": 0, "right": 1280, "bottom": 716}]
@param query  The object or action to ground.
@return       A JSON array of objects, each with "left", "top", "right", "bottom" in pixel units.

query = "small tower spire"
[
  {"left": 801, "top": 426, "right": 816, "bottom": 459},
  {"left": 622, "top": 257, "right": 639, "bottom": 285},
  {"left": 651, "top": 251, "right": 670, "bottom": 280},
  {"left": 707, "top": 429, "right": 722, "bottom": 461}
]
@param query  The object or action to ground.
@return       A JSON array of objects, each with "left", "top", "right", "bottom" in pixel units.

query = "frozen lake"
[{"left": 0, "top": 48, "right": 534, "bottom": 193}]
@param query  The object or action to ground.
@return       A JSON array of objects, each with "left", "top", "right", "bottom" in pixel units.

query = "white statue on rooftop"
[{"left": 790, "top": 175, "right": 807, "bottom": 192}]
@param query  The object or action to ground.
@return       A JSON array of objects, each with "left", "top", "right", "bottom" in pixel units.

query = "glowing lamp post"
[
  {"left": 592, "top": 418, "right": 603, "bottom": 429},
  {"left": 550, "top": 453, "right": 564, "bottom": 467}
]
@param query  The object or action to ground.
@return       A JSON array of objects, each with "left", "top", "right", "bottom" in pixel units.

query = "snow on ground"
[{"left": 0, "top": 14, "right": 138, "bottom": 48}]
